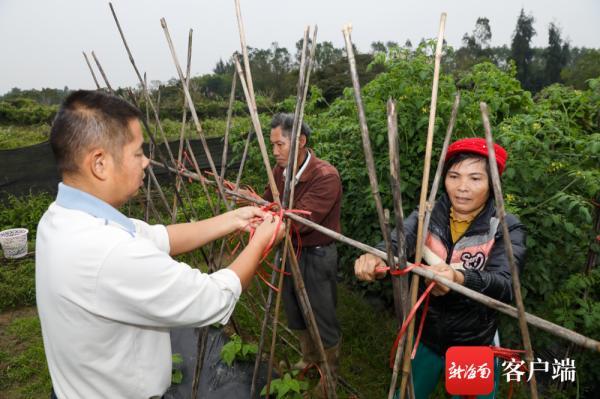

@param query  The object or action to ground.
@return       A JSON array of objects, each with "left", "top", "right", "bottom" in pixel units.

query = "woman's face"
[{"left": 444, "top": 158, "right": 490, "bottom": 217}]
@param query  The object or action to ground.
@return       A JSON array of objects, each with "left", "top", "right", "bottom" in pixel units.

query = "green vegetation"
[
  {"left": 260, "top": 372, "right": 308, "bottom": 399},
  {"left": 0, "top": 7, "right": 598, "bottom": 398},
  {"left": 0, "top": 309, "right": 51, "bottom": 399},
  {"left": 220, "top": 333, "right": 258, "bottom": 366},
  {"left": 0, "top": 125, "right": 49, "bottom": 149}
]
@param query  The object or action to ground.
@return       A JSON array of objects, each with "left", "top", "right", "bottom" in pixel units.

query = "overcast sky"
[{"left": 1, "top": 0, "right": 599, "bottom": 95}]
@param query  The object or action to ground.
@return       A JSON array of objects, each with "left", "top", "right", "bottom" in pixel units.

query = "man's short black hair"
[
  {"left": 270, "top": 113, "right": 311, "bottom": 140},
  {"left": 50, "top": 90, "right": 142, "bottom": 176}
]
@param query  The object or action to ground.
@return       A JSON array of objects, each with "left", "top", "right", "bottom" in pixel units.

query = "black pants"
[{"left": 282, "top": 243, "right": 341, "bottom": 348}]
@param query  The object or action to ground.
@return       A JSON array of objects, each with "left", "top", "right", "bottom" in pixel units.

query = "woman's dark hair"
[{"left": 443, "top": 152, "right": 493, "bottom": 192}]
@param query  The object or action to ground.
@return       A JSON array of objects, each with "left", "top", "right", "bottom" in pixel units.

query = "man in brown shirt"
[{"left": 263, "top": 113, "right": 342, "bottom": 384}]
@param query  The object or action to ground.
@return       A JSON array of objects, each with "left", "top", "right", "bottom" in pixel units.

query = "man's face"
[
  {"left": 109, "top": 119, "right": 149, "bottom": 206},
  {"left": 270, "top": 126, "right": 292, "bottom": 168}
]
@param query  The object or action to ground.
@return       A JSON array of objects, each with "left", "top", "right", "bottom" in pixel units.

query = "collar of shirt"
[
  {"left": 55, "top": 182, "right": 136, "bottom": 236},
  {"left": 283, "top": 150, "right": 312, "bottom": 185}
]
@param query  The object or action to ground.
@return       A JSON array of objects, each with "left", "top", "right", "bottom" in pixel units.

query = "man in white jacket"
[{"left": 36, "top": 90, "right": 284, "bottom": 399}]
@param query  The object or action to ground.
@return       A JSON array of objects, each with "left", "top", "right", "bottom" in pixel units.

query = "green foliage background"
[{"left": 230, "top": 42, "right": 599, "bottom": 397}]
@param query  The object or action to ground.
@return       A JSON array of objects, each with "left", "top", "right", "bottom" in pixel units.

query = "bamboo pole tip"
[
  {"left": 160, "top": 18, "right": 167, "bottom": 28},
  {"left": 342, "top": 23, "right": 352, "bottom": 35}
]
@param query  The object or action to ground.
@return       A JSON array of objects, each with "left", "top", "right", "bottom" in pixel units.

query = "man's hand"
[
  {"left": 251, "top": 213, "right": 286, "bottom": 247},
  {"left": 354, "top": 253, "right": 388, "bottom": 282},
  {"left": 425, "top": 263, "right": 464, "bottom": 296},
  {"left": 232, "top": 206, "right": 267, "bottom": 232}
]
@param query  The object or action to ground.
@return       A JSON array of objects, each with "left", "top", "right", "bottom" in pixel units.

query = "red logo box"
[{"left": 445, "top": 346, "right": 494, "bottom": 396}]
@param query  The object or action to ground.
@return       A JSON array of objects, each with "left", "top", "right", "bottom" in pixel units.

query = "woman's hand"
[
  {"left": 425, "top": 263, "right": 465, "bottom": 296},
  {"left": 354, "top": 253, "right": 388, "bottom": 282}
]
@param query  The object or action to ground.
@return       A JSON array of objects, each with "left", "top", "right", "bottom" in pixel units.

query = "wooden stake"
[
  {"left": 386, "top": 99, "right": 411, "bottom": 399},
  {"left": 263, "top": 26, "right": 316, "bottom": 398},
  {"left": 399, "top": 14, "right": 446, "bottom": 399},
  {"left": 230, "top": 11, "right": 336, "bottom": 393},
  {"left": 480, "top": 102, "right": 539, "bottom": 399},
  {"left": 108, "top": 3, "right": 197, "bottom": 221},
  {"left": 233, "top": 0, "right": 280, "bottom": 203},
  {"left": 157, "top": 164, "right": 600, "bottom": 353},
  {"left": 420, "top": 92, "right": 461, "bottom": 244},
  {"left": 82, "top": 52, "right": 101, "bottom": 89},
  {"left": 91, "top": 51, "right": 114, "bottom": 92},
  {"left": 160, "top": 17, "right": 230, "bottom": 209},
  {"left": 172, "top": 29, "right": 194, "bottom": 223},
  {"left": 341, "top": 25, "right": 404, "bottom": 323}
]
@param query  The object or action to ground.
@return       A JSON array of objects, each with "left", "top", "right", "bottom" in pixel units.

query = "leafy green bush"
[
  {"left": 0, "top": 192, "right": 53, "bottom": 238},
  {"left": 220, "top": 334, "right": 258, "bottom": 366},
  {"left": 260, "top": 372, "right": 308, "bottom": 399},
  {"left": 227, "top": 44, "right": 599, "bottom": 396},
  {"left": 0, "top": 260, "right": 36, "bottom": 312},
  {"left": 0, "top": 98, "right": 57, "bottom": 125}
]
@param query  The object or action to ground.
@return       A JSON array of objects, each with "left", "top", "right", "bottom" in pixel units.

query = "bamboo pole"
[
  {"left": 220, "top": 69, "right": 237, "bottom": 182},
  {"left": 386, "top": 99, "right": 411, "bottom": 399},
  {"left": 388, "top": 92, "right": 460, "bottom": 397},
  {"left": 143, "top": 73, "right": 154, "bottom": 222},
  {"left": 160, "top": 17, "right": 230, "bottom": 210},
  {"left": 399, "top": 14, "right": 446, "bottom": 399},
  {"left": 341, "top": 25, "right": 405, "bottom": 323},
  {"left": 230, "top": 15, "right": 336, "bottom": 394},
  {"left": 420, "top": 92, "right": 461, "bottom": 244},
  {"left": 156, "top": 163, "right": 600, "bottom": 353},
  {"left": 216, "top": 127, "right": 254, "bottom": 270},
  {"left": 340, "top": 26, "right": 412, "bottom": 398},
  {"left": 263, "top": 26, "right": 316, "bottom": 398},
  {"left": 108, "top": 3, "right": 197, "bottom": 222},
  {"left": 214, "top": 71, "right": 240, "bottom": 267},
  {"left": 91, "top": 51, "right": 114, "bottom": 92},
  {"left": 233, "top": 0, "right": 280, "bottom": 204},
  {"left": 85, "top": 52, "right": 177, "bottom": 219},
  {"left": 82, "top": 52, "right": 101, "bottom": 89},
  {"left": 172, "top": 29, "right": 194, "bottom": 223},
  {"left": 480, "top": 102, "right": 539, "bottom": 398}
]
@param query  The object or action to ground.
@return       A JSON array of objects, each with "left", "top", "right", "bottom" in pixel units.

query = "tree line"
[{"left": 1, "top": 8, "right": 599, "bottom": 124}]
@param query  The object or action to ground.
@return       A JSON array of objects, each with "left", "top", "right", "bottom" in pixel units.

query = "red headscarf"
[{"left": 445, "top": 138, "right": 508, "bottom": 175}]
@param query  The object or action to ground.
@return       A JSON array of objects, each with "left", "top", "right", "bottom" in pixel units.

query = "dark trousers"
[{"left": 282, "top": 242, "right": 341, "bottom": 348}]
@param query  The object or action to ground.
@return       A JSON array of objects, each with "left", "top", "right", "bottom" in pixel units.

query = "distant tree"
[
  {"left": 313, "top": 41, "right": 344, "bottom": 71},
  {"left": 213, "top": 58, "right": 234, "bottom": 75},
  {"left": 511, "top": 9, "right": 536, "bottom": 90},
  {"left": 370, "top": 41, "right": 386, "bottom": 54},
  {"left": 454, "top": 17, "right": 493, "bottom": 72},
  {"left": 544, "top": 23, "right": 570, "bottom": 85},
  {"left": 463, "top": 17, "right": 492, "bottom": 52},
  {"left": 561, "top": 49, "right": 600, "bottom": 89}
]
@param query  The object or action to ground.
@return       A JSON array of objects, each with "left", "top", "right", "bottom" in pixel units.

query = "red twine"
[{"left": 375, "top": 263, "right": 436, "bottom": 368}]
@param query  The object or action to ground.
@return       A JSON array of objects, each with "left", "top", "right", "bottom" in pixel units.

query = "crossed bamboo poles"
[{"left": 83, "top": 3, "right": 600, "bottom": 399}]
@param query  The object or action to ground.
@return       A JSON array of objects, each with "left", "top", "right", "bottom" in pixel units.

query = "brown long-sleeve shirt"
[{"left": 263, "top": 150, "right": 342, "bottom": 247}]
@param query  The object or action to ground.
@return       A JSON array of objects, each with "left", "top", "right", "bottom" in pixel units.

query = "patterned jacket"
[{"left": 380, "top": 193, "right": 526, "bottom": 355}]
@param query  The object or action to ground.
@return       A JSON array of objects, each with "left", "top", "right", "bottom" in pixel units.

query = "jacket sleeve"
[
  {"left": 460, "top": 214, "right": 526, "bottom": 303},
  {"left": 375, "top": 209, "right": 419, "bottom": 262}
]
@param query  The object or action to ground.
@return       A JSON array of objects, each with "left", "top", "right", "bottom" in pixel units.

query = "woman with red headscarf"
[{"left": 354, "top": 138, "right": 526, "bottom": 399}]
